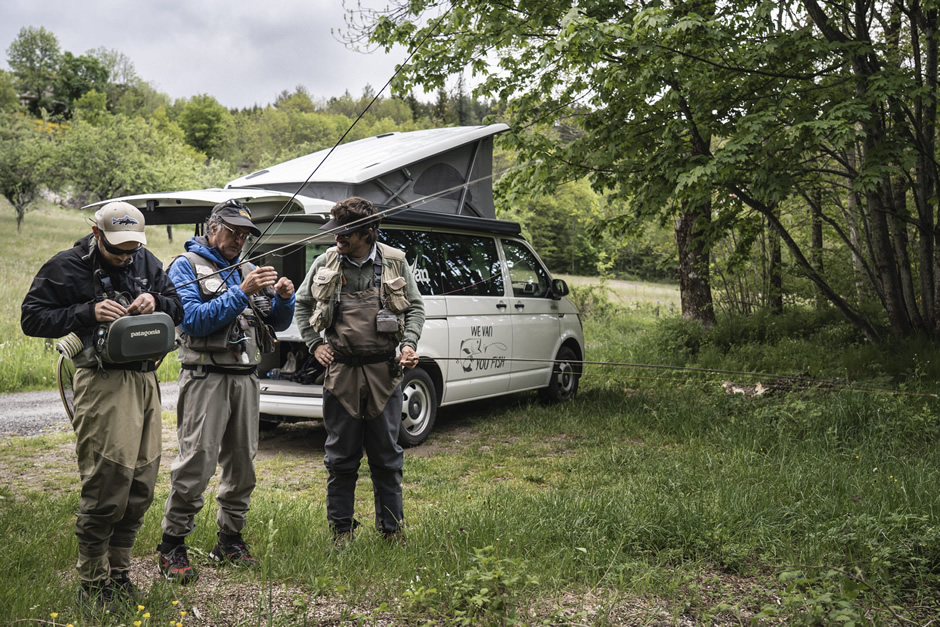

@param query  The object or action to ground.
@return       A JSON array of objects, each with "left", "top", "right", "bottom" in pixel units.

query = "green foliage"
[
  {"left": 51, "top": 51, "right": 109, "bottom": 118},
  {"left": 355, "top": 0, "right": 940, "bottom": 339},
  {"left": 567, "top": 281, "right": 621, "bottom": 320},
  {"left": 57, "top": 113, "right": 208, "bottom": 202},
  {"left": 0, "top": 112, "right": 57, "bottom": 229},
  {"left": 0, "top": 69, "right": 19, "bottom": 112},
  {"left": 71, "top": 89, "right": 109, "bottom": 125},
  {"left": 448, "top": 546, "right": 537, "bottom": 625},
  {"left": 5, "top": 26, "right": 60, "bottom": 116},
  {"left": 178, "top": 93, "right": 232, "bottom": 159},
  {"left": 755, "top": 568, "right": 872, "bottom": 625}
]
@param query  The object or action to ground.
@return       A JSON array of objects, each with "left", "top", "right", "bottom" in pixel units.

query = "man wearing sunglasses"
[
  {"left": 158, "top": 200, "right": 294, "bottom": 584},
  {"left": 21, "top": 201, "right": 183, "bottom": 610}
]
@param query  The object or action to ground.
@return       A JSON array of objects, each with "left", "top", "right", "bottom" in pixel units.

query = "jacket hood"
[{"left": 184, "top": 235, "right": 238, "bottom": 268}]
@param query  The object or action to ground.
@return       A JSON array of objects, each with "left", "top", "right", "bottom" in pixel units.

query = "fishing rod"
[
  {"left": 158, "top": 163, "right": 520, "bottom": 295},
  {"left": 241, "top": 4, "right": 456, "bottom": 261}
]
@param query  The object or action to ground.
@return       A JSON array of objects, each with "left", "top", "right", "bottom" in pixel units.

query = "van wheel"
[
  {"left": 538, "top": 346, "right": 580, "bottom": 403},
  {"left": 399, "top": 368, "right": 437, "bottom": 447}
]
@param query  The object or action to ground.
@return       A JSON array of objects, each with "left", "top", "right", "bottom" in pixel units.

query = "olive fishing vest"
[
  {"left": 313, "top": 243, "right": 412, "bottom": 418},
  {"left": 308, "top": 242, "right": 410, "bottom": 336},
  {"left": 174, "top": 252, "right": 266, "bottom": 368}
]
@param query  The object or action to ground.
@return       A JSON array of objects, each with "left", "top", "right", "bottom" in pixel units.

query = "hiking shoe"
[
  {"left": 77, "top": 580, "right": 114, "bottom": 613},
  {"left": 110, "top": 572, "right": 143, "bottom": 605},
  {"left": 382, "top": 530, "right": 407, "bottom": 547},
  {"left": 210, "top": 538, "right": 258, "bottom": 567},
  {"left": 158, "top": 544, "right": 198, "bottom": 584},
  {"left": 331, "top": 530, "right": 356, "bottom": 550}
]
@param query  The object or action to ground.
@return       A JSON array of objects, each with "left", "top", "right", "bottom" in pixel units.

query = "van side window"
[
  {"left": 380, "top": 229, "right": 504, "bottom": 296},
  {"left": 502, "top": 240, "right": 550, "bottom": 298},
  {"left": 438, "top": 233, "right": 504, "bottom": 296},
  {"left": 380, "top": 230, "right": 443, "bottom": 296}
]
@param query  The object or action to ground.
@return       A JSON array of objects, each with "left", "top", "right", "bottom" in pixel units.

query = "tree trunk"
[
  {"left": 768, "top": 204, "right": 783, "bottom": 314},
  {"left": 810, "top": 192, "right": 824, "bottom": 309},
  {"left": 889, "top": 177, "right": 924, "bottom": 330},
  {"left": 675, "top": 200, "right": 717, "bottom": 326}
]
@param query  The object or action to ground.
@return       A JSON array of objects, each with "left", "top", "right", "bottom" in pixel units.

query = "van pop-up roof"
[
  {"left": 229, "top": 123, "right": 508, "bottom": 219},
  {"left": 84, "top": 123, "right": 510, "bottom": 224}
]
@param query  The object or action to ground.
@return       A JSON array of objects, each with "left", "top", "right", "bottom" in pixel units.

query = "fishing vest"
[
  {"left": 174, "top": 252, "right": 268, "bottom": 368},
  {"left": 308, "top": 242, "right": 411, "bottom": 337}
]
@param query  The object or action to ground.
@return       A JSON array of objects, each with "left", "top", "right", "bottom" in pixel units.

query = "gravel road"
[{"left": 0, "top": 382, "right": 178, "bottom": 438}]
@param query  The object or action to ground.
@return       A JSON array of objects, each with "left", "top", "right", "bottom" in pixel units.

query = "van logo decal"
[
  {"left": 413, "top": 267, "right": 430, "bottom": 284},
  {"left": 459, "top": 338, "right": 507, "bottom": 373}
]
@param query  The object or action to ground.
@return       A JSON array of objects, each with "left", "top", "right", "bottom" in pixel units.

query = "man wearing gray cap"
[
  {"left": 21, "top": 201, "right": 183, "bottom": 610},
  {"left": 158, "top": 199, "right": 294, "bottom": 584}
]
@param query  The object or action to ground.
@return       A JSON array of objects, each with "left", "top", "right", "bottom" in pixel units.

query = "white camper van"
[{"left": 87, "top": 124, "right": 584, "bottom": 446}]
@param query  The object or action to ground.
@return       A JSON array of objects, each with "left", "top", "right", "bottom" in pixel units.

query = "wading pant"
[
  {"left": 161, "top": 369, "right": 259, "bottom": 538},
  {"left": 71, "top": 367, "right": 162, "bottom": 583},
  {"left": 323, "top": 387, "right": 404, "bottom": 535}
]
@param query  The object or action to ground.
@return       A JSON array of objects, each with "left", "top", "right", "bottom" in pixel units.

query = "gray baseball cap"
[{"left": 95, "top": 201, "right": 147, "bottom": 246}]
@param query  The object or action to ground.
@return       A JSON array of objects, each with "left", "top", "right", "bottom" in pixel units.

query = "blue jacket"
[{"left": 168, "top": 236, "right": 294, "bottom": 337}]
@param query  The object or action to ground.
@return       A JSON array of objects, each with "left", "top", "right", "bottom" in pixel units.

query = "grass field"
[
  {"left": 1, "top": 199, "right": 939, "bottom": 625},
  {"left": 1, "top": 199, "right": 187, "bottom": 392}
]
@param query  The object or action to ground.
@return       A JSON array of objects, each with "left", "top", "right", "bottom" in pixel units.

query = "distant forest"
[{"left": 0, "top": 26, "right": 674, "bottom": 284}]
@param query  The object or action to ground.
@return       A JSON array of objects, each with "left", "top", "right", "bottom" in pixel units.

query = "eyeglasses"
[
  {"left": 219, "top": 222, "right": 252, "bottom": 241},
  {"left": 100, "top": 236, "right": 142, "bottom": 257}
]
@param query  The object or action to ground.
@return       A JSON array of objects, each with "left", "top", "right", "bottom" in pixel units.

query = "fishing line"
[
  {"left": 242, "top": 4, "right": 456, "bottom": 259},
  {"left": 160, "top": 161, "right": 523, "bottom": 295},
  {"left": 419, "top": 357, "right": 938, "bottom": 398}
]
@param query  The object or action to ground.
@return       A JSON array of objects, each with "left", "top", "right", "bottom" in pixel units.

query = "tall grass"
[
  {"left": 1, "top": 200, "right": 938, "bottom": 624},
  {"left": 1, "top": 199, "right": 187, "bottom": 392}
]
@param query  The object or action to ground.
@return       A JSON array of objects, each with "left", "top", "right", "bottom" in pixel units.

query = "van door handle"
[
  {"left": 514, "top": 302, "right": 525, "bottom": 310},
  {"left": 496, "top": 301, "right": 508, "bottom": 309}
]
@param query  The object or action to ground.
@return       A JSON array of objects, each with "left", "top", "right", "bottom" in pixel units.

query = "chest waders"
[{"left": 324, "top": 251, "right": 403, "bottom": 419}]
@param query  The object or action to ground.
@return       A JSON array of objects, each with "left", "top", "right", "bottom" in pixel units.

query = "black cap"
[
  {"left": 319, "top": 216, "right": 378, "bottom": 236},
  {"left": 211, "top": 200, "right": 261, "bottom": 237}
]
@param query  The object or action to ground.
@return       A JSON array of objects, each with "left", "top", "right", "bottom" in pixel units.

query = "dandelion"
[
  {"left": 134, "top": 621, "right": 142, "bottom": 626},
  {"left": 180, "top": 611, "right": 187, "bottom": 617},
  {"left": 67, "top": 624, "right": 74, "bottom": 627},
  {"left": 177, "top": 623, "right": 183, "bottom": 627},
  {"left": 171, "top": 600, "right": 179, "bottom": 606},
  {"left": 50, "top": 613, "right": 58, "bottom": 619},
  {"left": 138, "top": 605, "right": 146, "bottom": 611},
  {"left": 466, "top": 494, "right": 471, "bottom": 499},
  {"left": 144, "top": 613, "right": 151, "bottom": 618}
]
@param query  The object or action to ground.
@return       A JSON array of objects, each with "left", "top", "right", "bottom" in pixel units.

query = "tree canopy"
[{"left": 349, "top": 0, "right": 940, "bottom": 341}]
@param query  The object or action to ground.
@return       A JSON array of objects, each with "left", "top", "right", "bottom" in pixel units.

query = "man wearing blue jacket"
[{"left": 158, "top": 200, "right": 294, "bottom": 583}]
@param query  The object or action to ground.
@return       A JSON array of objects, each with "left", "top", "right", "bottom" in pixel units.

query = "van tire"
[
  {"left": 399, "top": 368, "right": 437, "bottom": 447},
  {"left": 538, "top": 346, "right": 580, "bottom": 403}
]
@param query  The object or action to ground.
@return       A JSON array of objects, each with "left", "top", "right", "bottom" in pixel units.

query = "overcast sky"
[{"left": 1, "top": 0, "right": 410, "bottom": 110}]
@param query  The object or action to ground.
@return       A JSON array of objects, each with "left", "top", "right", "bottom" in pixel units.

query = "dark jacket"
[{"left": 21, "top": 234, "right": 184, "bottom": 349}]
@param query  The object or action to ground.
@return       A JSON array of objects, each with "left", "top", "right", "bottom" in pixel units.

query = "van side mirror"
[{"left": 551, "top": 278, "right": 569, "bottom": 300}]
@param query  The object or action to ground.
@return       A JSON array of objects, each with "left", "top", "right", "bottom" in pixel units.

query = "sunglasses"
[{"left": 100, "top": 236, "right": 142, "bottom": 257}]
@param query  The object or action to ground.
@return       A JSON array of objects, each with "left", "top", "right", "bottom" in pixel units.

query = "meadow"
[{"left": 1, "top": 200, "right": 939, "bottom": 625}]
